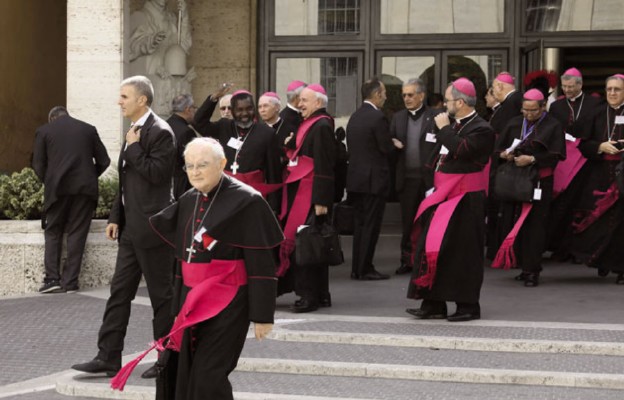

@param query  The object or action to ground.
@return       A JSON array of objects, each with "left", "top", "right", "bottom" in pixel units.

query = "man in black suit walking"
[
  {"left": 346, "top": 77, "right": 398, "bottom": 280},
  {"left": 72, "top": 75, "right": 176, "bottom": 378},
  {"left": 391, "top": 78, "right": 441, "bottom": 275},
  {"left": 32, "top": 106, "right": 110, "bottom": 293}
]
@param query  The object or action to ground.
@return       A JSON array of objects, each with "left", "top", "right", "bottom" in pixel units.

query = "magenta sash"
[
  {"left": 224, "top": 169, "right": 282, "bottom": 197},
  {"left": 277, "top": 156, "right": 314, "bottom": 276},
  {"left": 411, "top": 168, "right": 488, "bottom": 289},
  {"left": 553, "top": 139, "right": 586, "bottom": 197},
  {"left": 111, "top": 259, "right": 247, "bottom": 391}
]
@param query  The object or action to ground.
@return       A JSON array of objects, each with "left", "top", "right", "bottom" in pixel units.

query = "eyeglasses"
[
  {"left": 183, "top": 163, "right": 211, "bottom": 172},
  {"left": 220, "top": 106, "right": 232, "bottom": 111}
]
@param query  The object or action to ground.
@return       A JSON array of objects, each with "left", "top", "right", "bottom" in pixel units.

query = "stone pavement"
[{"left": 2, "top": 237, "right": 624, "bottom": 399}]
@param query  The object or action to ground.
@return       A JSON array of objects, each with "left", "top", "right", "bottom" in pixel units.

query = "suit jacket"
[
  {"left": 109, "top": 113, "right": 176, "bottom": 248},
  {"left": 489, "top": 90, "right": 523, "bottom": 135},
  {"left": 279, "top": 105, "right": 302, "bottom": 132},
  {"left": 390, "top": 107, "right": 441, "bottom": 192},
  {"left": 166, "top": 113, "right": 197, "bottom": 199},
  {"left": 32, "top": 115, "right": 110, "bottom": 212},
  {"left": 346, "top": 102, "right": 394, "bottom": 196}
]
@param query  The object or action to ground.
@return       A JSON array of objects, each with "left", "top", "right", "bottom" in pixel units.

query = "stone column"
[{"left": 67, "top": 0, "right": 127, "bottom": 170}]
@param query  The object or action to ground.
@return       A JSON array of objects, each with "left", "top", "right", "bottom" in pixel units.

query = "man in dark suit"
[
  {"left": 72, "top": 75, "right": 176, "bottom": 378},
  {"left": 167, "top": 93, "right": 198, "bottom": 199},
  {"left": 32, "top": 106, "right": 110, "bottom": 293},
  {"left": 391, "top": 78, "right": 441, "bottom": 275},
  {"left": 346, "top": 77, "right": 397, "bottom": 280},
  {"left": 279, "top": 80, "right": 306, "bottom": 131}
]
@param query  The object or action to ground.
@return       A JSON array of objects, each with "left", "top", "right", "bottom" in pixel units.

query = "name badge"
[
  {"left": 425, "top": 187, "right": 435, "bottom": 197},
  {"left": 616, "top": 116, "right": 624, "bottom": 125},
  {"left": 564, "top": 133, "right": 576, "bottom": 142},
  {"left": 533, "top": 188, "right": 542, "bottom": 201},
  {"left": 288, "top": 157, "right": 299, "bottom": 167},
  {"left": 194, "top": 227, "right": 207, "bottom": 242},
  {"left": 439, "top": 145, "right": 449, "bottom": 155},
  {"left": 425, "top": 133, "right": 437, "bottom": 143},
  {"left": 227, "top": 137, "right": 242, "bottom": 150},
  {"left": 506, "top": 138, "right": 521, "bottom": 153}
]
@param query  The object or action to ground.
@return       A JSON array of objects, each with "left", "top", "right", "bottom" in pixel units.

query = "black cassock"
[
  {"left": 193, "top": 96, "right": 283, "bottom": 211},
  {"left": 545, "top": 93, "right": 602, "bottom": 254},
  {"left": 569, "top": 104, "right": 624, "bottom": 274},
  {"left": 150, "top": 175, "right": 283, "bottom": 400},
  {"left": 494, "top": 113, "right": 565, "bottom": 273},
  {"left": 407, "top": 113, "right": 494, "bottom": 305}
]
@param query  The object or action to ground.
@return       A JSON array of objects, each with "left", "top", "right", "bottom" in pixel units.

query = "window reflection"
[
  {"left": 447, "top": 54, "right": 503, "bottom": 116},
  {"left": 275, "top": 0, "right": 360, "bottom": 36},
  {"left": 381, "top": 56, "right": 436, "bottom": 115},
  {"left": 526, "top": 0, "right": 624, "bottom": 32},
  {"left": 380, "top": 0, "right": 504, "bottom": 34}
]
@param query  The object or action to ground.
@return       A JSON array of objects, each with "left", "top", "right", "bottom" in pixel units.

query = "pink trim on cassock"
[
  {"left": 224, "top": 169, "right": 282, "bottom": 197},
  {"left": 553, "top": 139, "right": 587, "bottom": 197},
  {"left": 111, "top": 259, "right": 247, "bottom": 391},
  {"left": 411, "top": 167, "right": 489, "bottom": 290}
]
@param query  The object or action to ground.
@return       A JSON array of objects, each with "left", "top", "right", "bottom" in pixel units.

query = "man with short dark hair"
[
  {"left": 391, "top": 78, "right": 441, "bottom": 275},
  {"left": 346, "top": 77, "right": 396, "bottom": 280},
  {"left": 72, "top": 75, "right": 176, "bottom": 378},
  {"left": 167, "top": 93, "right": 198, "bottom": 199},
  {"left": 32, "top": 106, "right": 110, "bottom": 293}
]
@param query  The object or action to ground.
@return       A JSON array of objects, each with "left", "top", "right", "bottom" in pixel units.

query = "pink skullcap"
[
  {"left": 495, "top": 72, "right": 515, "bottom": 85},
  {"left": 563, "top": 67, "right": 582, "bottom": 78},
  {"left": 306, "top": 83, "right": 326, "bottom": 95},
  {"left": 261, "top": 91, "right": 280, "bottom": 100},
  {"left": 451, "top": 78, "right": 476, "bottom": 97},
  {"left": 232, "top": 90, "right": 252, "bottom": 97},
  {"left": 523, "top": 88, "right": 544, "bottom": 101},
  {"left": 286, "top": 80, "right": 306, "bottom": 92},
  {"left": 613, "top": 74, "right": 624, "bottom": 80}
]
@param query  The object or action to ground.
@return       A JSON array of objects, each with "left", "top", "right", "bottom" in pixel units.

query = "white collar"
[
  {"left": 364, "top": 100, "right": 378, "bottom": 110},
  {"left": 408, "top": 104, "right": 424, "bottom": 115},
  {"left": 133, "top": 109, "right": 152, "bottom": 127},
  {"left": 569, "top": 92, "right": 583, "bottom": 102},
  {"left": 287, "top": 103, "right": 300, "bottom": 113},
  {"left": 267, "top": 117, "right": 281, "bottom": 128},
  {"left": 456, "top": 110, "right": 477, "bottom": 123}
]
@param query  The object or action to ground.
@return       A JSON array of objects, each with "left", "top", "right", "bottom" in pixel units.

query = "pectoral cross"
[
  {"left": 231, "top": 162, "right": 239, "bottom": 175},
  {"left": 186, "top": 245, "right": 197, "bottom": 262}
]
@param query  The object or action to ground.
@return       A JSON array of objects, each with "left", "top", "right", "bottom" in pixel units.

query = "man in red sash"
[
  {"left": 279, "top": 83, "right": 336, "bottom": 313},
  {"left": 194, "top": 85, "right": 282, "bottom": 212},
  {"left": 569, "top": 74, "right": 624, "bottom": 283},
  {"left": 546, "top": 68, "right": 601, "bottom": 260},
  {"left": 406, "top": 78, "right": 494, "bottom": 322},
  {"left": 112, "top": 137, "right": 284, "bottom": 399},
  {"left": 492, "top": 89, "right": 566, "bottom": 287}
]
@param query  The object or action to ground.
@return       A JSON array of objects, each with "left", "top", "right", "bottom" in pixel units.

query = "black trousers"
[
  {"left": 398, "top": 178, "right": 426, "bottom": 266},
  {"left": 350, "top": 192, "right": 386, "bottom": 276},
  {"left": 97, "top": 232, "right": 174, "bottom": 365},
  {"left": 43, "top": 195, "right": 96, "bottom": 289}
]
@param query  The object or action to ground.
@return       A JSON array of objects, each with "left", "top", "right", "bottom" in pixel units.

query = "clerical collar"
[
  {"left": 492, "top": 103, "right": 501, "bottom": 111},
  {"left": 267, "top": 117, "right": 281, "bottom": 128},
  {"left": 503, "top": 90, "right": 517, "bottom": 102},
  {"left": 364, "top": 100, "right": 378, "bottom": 110},
  {"left": 568, "top": 92, "right": 583, "bottom": 102},
  {"left": 456, "top": 110, "right": 477, "bottom": 124},
  {"left": 611, "top": 102, "right": 624, "bottom": 110},
  {"left": 408, "top": 104, "right": 424, "bottom": 115},
  {"left": 132, "top": 109, "right": 152, "bottom": 127},
  {"left": 287, "top": 103, "right": 300, "bottom": 113}
]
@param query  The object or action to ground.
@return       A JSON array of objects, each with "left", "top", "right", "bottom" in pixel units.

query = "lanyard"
[
  {"left": 521, "top": 112, "right": 546, "bottom": 142},
  {"left": 566, "top": 93, "right": 584, "bottom": 123}
]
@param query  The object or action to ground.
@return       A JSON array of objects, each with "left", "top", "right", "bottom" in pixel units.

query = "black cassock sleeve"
[{"left": 243, "top": 247, "right": 277, "bottom": 324}]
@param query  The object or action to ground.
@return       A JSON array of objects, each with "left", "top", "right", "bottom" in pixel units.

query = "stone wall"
[{"left": 0, "top": 221, "right": 117, "bottom": 297}]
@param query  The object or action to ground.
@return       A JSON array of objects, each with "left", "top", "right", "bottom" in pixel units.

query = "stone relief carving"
[{"left": 128, "top": 0, "right": 195, "bottom": 117}]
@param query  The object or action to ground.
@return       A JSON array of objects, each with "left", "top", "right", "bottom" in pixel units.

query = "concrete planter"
[{"left": 0, "top": 220, "right": 116, "bottom": 296}]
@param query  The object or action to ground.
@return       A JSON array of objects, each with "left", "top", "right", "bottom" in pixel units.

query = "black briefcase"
[
  {"left": 494, "top": 162, "right": 538, "bottom": 202},
  {"left": 295, "top": 222, "right": 344, "bottom": 267}
]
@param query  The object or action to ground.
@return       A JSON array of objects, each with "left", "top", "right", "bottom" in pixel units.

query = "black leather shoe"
[
  {"left": 290, "top": 299, "right": 318, "bottom": 313},
  {"left": 524, "top": 273, "right": 539, "bottom": 287},
  {"left": 598, "top": 268, "right": 610, "bottom": 277},
  {"left": 141, "top": 362, "right": 160, "bottom": 379},
  {"left": 319, "top": 293, "right": 332, "bottom": 307},
  {"left": 447, "top": 312, "right": 480, "bottom": 322},
  {"left": 405, "top": 308, "right": 447, "bottom": 319},
  {"left": 616, "top": 273, "right": 624, "bottom": 285},
  {"left": 71, "top": 358, "right": 120, "bottom": 377},
  {"left": 350, "top": 272, "right": 360, "bottom": 280},
  {"left": 395, "top": 264, "right": 413, "bottom": 275},
  {"left": 514, "top": 272, "right": 530, "bottom": 281},
  {"left": 359, "top": 270, "right": 390, "bottom": 280}
]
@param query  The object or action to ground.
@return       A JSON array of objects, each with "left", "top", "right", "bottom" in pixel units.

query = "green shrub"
[
  {"left": 0, "top": 168, "right": 44, "bottom": 220},
  {"left": 0, "top": 167, "right": 118, "bottom": 220},
  {"left": 95, "top": 175, "right": 118, "bottom": 219}
]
